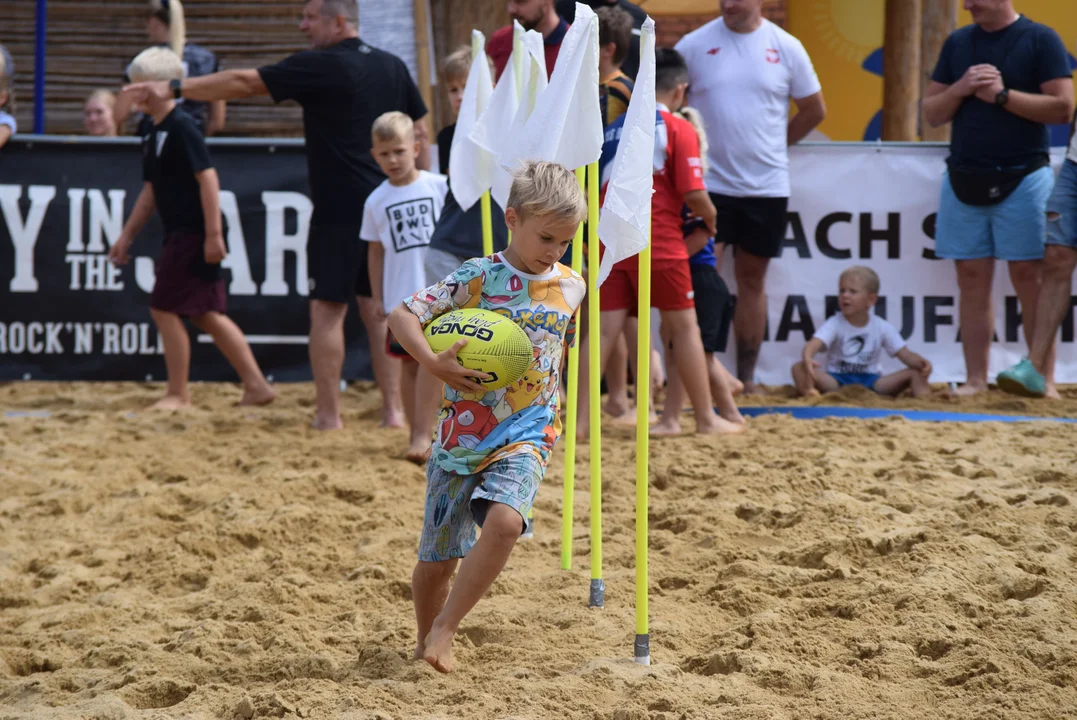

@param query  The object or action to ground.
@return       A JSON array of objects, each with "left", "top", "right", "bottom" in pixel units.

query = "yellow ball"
[{"left": 424, "top": 308, "right": 534, "bottom": 391}]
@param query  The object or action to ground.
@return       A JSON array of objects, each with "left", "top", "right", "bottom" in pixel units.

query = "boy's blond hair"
[
  {"left": 840, "top": 265, "right": 881, "bottom": 295},
  {"left": 128, "top": 47, "right": 185, "bottom": 83},
  {"left": 507, "top": 161, "right": 587, "bottom": 225},
  {"left": 443, "top": 45, "right": 472, "bottom": 83},
  {"left": 88, "top": 89, "right": 116, "bottom": 110},
  {"left": 372, "top": 111, "right": 415, "bottom": 144}
]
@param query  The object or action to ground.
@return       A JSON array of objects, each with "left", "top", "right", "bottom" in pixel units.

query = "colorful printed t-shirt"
[{"left": 404, "top": 254, "right": 586, "bottom": 475}]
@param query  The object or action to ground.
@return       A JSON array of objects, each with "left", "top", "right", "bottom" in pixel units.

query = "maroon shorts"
[{"left": 149, "top": 231, "right": 226, "bottom": 317}]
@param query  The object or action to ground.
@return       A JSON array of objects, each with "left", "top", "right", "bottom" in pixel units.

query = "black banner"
[{"left": 0, "top": 136, "right": 370, "bottom": 382}]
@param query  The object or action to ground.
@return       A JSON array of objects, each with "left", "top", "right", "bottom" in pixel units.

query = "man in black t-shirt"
[
  {"left": 923, "top": 1, "right": 1073, "bottom": 398},
  {"left": 124, "top": 0, "right": 431, "bottom": 430}
]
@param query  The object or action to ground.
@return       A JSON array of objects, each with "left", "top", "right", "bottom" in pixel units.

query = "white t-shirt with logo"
[
  {"left": 361, "top": 170, "right": 449, "bottom": 312},
  {"left": 814, "top": 314, "right": 906, "bottom": 376},
  {"left": 675, "top": 18, "right": 821, "bottom": 198}
]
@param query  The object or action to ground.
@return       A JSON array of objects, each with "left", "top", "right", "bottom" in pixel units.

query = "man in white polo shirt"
[{"left": 676, "top": 0, "right": 826, "bottom": 393}]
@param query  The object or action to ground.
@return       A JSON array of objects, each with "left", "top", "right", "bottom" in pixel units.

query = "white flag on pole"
[
  {"left": 497, "top": 2, "right": 603, "bottom": 177},
  {"left": 448, "top": 31, "right": 495, "bottom": 211},
  {"left": 471, "top": 27, "right": 548, "bottom": 210},
  {"left": 596, "top": 17, "right": 656, "bottom": 287}
]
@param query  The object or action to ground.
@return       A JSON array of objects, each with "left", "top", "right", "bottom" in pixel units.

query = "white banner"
[{"left": 714, "top": 144, "right": 1076, "bottom": 385}]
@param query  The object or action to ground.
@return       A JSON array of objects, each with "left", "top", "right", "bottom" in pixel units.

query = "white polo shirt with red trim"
[{"left": 675, "top": 17, "right": 821, "bottom": 199}]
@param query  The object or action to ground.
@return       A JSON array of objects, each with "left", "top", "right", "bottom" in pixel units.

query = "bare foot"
[
  {"left": 239, "top": 384, "right": 277, "bottom": 407},
  {"left": 741, "top": 382, "right": 765, "bottom": 396},
  {"left": 311, "top": 412, "right": 343, "bottom": 430},
  {"left": 651, "top": 420, "right": 682, "bottom": 436},
  {"left": 413, "top": 642, "right": 425, "bottom": 661},
  {"left": 953, "top": 383, "right": 987, "bottom": 397},
  {"left": 719, "top": 409, "right": 747, "bottom": 425},
  {"left": 406, "top": 444, "right": 431, "bottom": 466},
  {"left": 803, "top": 388, "right": 822, "bottom": 398},
  {"left": 729, "top": 378, "right": 745, "bottom": 396},
  {"left": 609, "top": 410, "right": 657, "bottom": 427},
  {"left": 381, "top": 409, "right": 407, "bottom": 429},
  {"left": 422, "top": 623, "right": 454, "bottom": 674},
  {"left": 149, "top": 395, "right": 191, "bottom": 411},
  {"left": 603, "top": 400, "right": 629, "bottom": 417},
  {"left": 696, "top": 415, "right": 748, "bottom": 435},
  {"left": 1045, "top": 383, "right": 1061, "bottom": 400}
]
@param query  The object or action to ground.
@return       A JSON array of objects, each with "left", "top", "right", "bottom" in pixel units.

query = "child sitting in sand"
[
  {"left": 111, "top": 47, "right": 275, "bottom": 410},
  {"left": 387, "top": 160, "right": 586, "bottom": 674},
  {"left": 792, "top": 266, "right": 932, "bottom": 398}
]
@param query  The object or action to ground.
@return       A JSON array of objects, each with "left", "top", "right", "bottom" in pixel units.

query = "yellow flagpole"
[
  {"left": 473, "top": 34, "right": 494, "bottom": 258},
  {"left": 634, "top": 225, "right": 651, "bottom": 666},
  {"left": 587, "top": 160, "right": 604, "bottom": 608},
  {"left": 561, "top": 168, "right": 587, "bottom": 570}
]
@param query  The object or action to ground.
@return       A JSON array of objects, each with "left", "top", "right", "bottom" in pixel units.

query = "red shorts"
[{"left": 598, "top": 256, "right": 696, "bottom": 314}]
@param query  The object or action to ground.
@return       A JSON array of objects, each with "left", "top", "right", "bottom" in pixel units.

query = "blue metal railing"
[{"left": 34, "top": 0, "right": 47, "bottom": 134}]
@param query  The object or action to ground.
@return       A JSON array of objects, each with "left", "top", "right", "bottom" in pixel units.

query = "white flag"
[
  {"left": 448, "top": 31, "right": 495, "bottom": 211},
  {"left": 596, "top": 17, "right": 656, "bottom": 287},
  {"left": 498, "top": 2, "right": 603, "bottom": 177}
]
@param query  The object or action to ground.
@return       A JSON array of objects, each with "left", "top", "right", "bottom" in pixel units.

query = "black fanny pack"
[{"left": 947, "top": 157, "right": 1049, "bottom": 207}]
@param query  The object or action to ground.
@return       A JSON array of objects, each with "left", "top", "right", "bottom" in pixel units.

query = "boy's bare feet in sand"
[
  {"left": 239, "top": 384, "right": 277, "bottom": 407},
  {"left": 149, "top": 395, "right": 191, "bottom": 411},
  {"left": 422, "top": 621, "right": 454, "bottom": 673}
]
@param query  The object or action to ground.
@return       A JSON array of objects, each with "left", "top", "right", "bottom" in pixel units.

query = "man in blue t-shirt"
[{"left": 923, "top": 0, "right": 1073, "bottom": 397}]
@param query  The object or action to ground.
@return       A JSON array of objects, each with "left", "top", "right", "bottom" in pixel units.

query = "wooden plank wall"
[{"left": 2, "top": 0, "right": 307, "bottom": 136}]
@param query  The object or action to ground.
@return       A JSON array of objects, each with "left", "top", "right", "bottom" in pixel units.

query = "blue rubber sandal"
[{"left": 996, "top": 358, "right": 1047, "bottom": 398}]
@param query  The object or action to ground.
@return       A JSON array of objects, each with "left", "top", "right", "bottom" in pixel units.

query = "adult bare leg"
[
  {"left": 1027, "top": 245, "right": 1077, "bottom": 397},
  {"left": 733, "top": 251, "right": 770, "bottom": 394},
  {"left": 309, "top": 299, "right": 348, "bottom": 429},
  {"left": 954, "top": 258, "right": 995, "bottom": 396}
]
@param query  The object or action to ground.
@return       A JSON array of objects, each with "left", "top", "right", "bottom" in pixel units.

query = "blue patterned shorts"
[{"left": 417, "top": 453, "right": 544, "bottom": 562}]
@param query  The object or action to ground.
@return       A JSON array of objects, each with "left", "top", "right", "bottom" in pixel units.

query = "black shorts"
[
  {"left": 710, "top": 193, "right": 789, "bottom": 259},
  {"left": 690, "top": 262, "right": 733, "bottom": 354},
  {"left": 307, "top": 224, "right": 369, "bottom": 302}
]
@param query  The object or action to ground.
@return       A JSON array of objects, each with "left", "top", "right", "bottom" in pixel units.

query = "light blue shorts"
[
  {"left": 417, "top": 453, "right": 543, "bottom": 563},
  {"left": 936, "top": 165, "right": 1054, "bottom": 261},
  {"left": 1046, "top": 159, "right": 1077, "bottom": 250}
]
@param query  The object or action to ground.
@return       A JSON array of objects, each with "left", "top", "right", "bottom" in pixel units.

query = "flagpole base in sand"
[{"left": 589, "top": 579, "right": 605, "bottom": 608}]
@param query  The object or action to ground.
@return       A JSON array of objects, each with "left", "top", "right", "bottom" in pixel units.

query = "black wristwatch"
[
  {"left": 995, "top": 87, "right": 1010, "bottom": 107},
  {"left": 169, "top": 78, "right": 183, "bottom": 99}
]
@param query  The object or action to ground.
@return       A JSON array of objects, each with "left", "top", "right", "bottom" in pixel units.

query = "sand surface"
[{"left": 1, "top": 381, "right": 1076, "bottom": 719}]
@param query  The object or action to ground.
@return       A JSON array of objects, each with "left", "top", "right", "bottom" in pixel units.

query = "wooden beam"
[
  {"left": 920, "top": 0, "right": 957, "bottom": 142},
  {"left": 414, "top": 0, "right": 434, "bottom": 121},
  {"left": 882, "top": 0, "right": 922, "bottom": 141}
]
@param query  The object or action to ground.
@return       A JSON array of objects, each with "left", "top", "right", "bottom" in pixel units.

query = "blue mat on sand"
[
  {"left": 738, "top": 406, "right": 1077, "bottom": 424},
  {"left": 5, "top": 407, "right": 1076, "bottom": 424}
]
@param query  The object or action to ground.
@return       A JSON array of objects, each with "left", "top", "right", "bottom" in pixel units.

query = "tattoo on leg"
[{"left": 736, "top": 346, "right": 759, "bottom": 382}]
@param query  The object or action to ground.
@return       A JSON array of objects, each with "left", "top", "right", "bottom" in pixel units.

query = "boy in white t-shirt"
[
  {"left": 792, "top": 266, "right": 933, "bottom": 398},
  {"left": 362, "top": 111, "right": 449, "bottom": 462}
]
